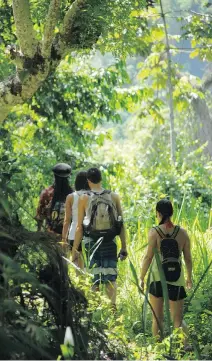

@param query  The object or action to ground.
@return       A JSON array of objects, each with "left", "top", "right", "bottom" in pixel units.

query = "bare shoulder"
[
  {"left": 111, "top": 192, "right": 119, "bottom": 201},
  {"left": 149, "top": 227, "right": 157, "bottom": 237},
  {"left": 148, "top": 228, "right": 157, "bottom": 246},
  {"left": 66, "top": 193, "right": 74, "bottom": 201},
  {"left": 179, "top": 227, "right": 189, "bottom": 238},
  {"left": 111, "top": 192, "right": 121, "bottom": 208},
  {"left": 65, "top": 193, "right": 74, "bottom": 206}
]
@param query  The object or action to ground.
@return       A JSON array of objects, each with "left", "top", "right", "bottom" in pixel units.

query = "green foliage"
[
  {"left": 97, "top": 114, "right": 212, "bottom": 234},
  {"left": 34, "top": 58, "right": 124, "bottom": 127},
  {"left": 90, "top": 99, "right": 212, "bottom": 358},
  {"left": 0, "top": 0, "right": 150, "bottom": 77},
  {"left": 0, "top": 254, "right": 53, "bottom": 360},
  {"left": 60, "top": 344, "right": 74, "bottom": 360},
  {"left": 182, "top": 13, "right": 212, "bottom": 61},
  {"left": 0, "top": 1, "right": 16, "bottom": 81},
  {"left": 0, "top": 58, "right": 132, "bottom": 229},
  {"left": 98, "top": 0, "right": 150, "bottom": 57},
  {"left": 0, "top": 204, "right": 122, "bottom": 359},
  {"left": 0, "top": 0, "right": 212, "bottom": 358}
]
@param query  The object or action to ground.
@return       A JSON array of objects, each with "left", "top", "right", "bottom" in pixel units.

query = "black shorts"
[
  {"left": 69, "top": 240, "right": 82, "bottom": 252},
  {"left": 149, "top": 281, "right": 187, "bottom": 301}
]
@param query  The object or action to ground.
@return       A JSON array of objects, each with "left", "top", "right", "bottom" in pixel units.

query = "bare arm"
[
  {"left": 140, "top": 229, "right": 157, "bottom": 282},
  {"left": 114, "top": 193, "right": 127, "bottom": 254},
  {"left": 72, "top": 196, "right": 86, "bottom": 261},
  {"left": 182, "top": 229, "right": 193, "bottom": 287},
  {"left": 62, "top": 194, "right": 73, "bottom": 242}
]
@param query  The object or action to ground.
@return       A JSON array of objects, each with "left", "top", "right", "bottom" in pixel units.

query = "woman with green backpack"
[{"left": 140, "top": 199, "right": 193, "bottom": 342}]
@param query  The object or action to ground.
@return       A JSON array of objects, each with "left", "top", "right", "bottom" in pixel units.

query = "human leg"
[
  {"left": 77, "top": 252, "right": 84, "bottom": 269},
  {"left": 149, "top": 294, "right": 164, "bottom": 339},
  {"left": 91, "top": 255, "right": 117, "bottom": 305},
  {"left": 69, "top": 239, "right": 84, "bottom": 274},
  {"left": 169, "top": 299, "right": 189, "bottom": 344},
  {"left": 103, "top": 257, "right": 117, "bottom": 307},
  {"left": 169, "top": 298, "right": 184, "bottom": 328}
]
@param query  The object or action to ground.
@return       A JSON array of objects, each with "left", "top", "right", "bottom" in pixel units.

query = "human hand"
[
  {"left": 72, "top": 252, "right": 79, "bottom": 266},
  {"left": 61, "top": 241, "right": 69, "bottom": 251},
  {"left": 118, "top": 249, "right": 128, "bottom": 261},
  {"left": 186, "top": 279, "right": 193, "bottom": 290}
]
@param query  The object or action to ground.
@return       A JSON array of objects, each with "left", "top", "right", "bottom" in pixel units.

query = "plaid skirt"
[{"left": 83, "top": 236, "right": 117, "bottom": 285}]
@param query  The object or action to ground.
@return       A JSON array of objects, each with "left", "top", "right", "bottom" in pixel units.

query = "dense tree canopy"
[{"left": 0, "top": 0, "right": 151, "bottom": 122}]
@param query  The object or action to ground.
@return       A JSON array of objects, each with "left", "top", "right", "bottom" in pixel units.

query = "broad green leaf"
[{"left": 190, "top": 49, "right": 200, "bottom": 59}]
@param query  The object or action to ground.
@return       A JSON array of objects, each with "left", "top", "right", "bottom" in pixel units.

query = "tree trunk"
[
  {"left": 191, "top": 72, "right": 212, "bottom": 157},
  {"left": 159, "top": 0, "right": 176, "bottom": 163},
  {"left": 0, "top": 0, "right": 108, "bottom": 122},
  {"left": 192, "top": 97, "right": 212, "bottom": 157}
]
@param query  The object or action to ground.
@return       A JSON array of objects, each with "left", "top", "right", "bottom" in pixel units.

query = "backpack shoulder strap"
[
  {"left": 104, "top": 189, "right": 111, "bottom": 194},
  {"left": 99, "top": 189, "right": 111, "bottom": 195},
  {"left": 90, "top": 189, "right": 110, "bottom": 196},
  {"left": 153, "top": 226, "right": 166, "bottom": 238},
  {"left": 171, "top": 225, "right": 180, "bottom": 239},
  {"left": 154, "top": 225, "right": 180, "bottom": 239}
]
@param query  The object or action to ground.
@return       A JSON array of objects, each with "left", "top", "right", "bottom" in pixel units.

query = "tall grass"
[
  {"left": 68, "top": 194, "right": 212, "bottom": 360},
  {"left": 115, "top": 195, "right": 212, "bottom": 359}
]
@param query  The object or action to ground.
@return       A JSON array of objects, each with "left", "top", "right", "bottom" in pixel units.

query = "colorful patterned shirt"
[{"left": 36, "top": 185, "right": 54, "bottom": 223}]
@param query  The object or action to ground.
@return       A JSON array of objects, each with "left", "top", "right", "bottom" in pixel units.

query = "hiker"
[
  {"left": 62, "top": 171, "right": 90, "bottom": 268},
  {"left": 36, "top": 163, "right": 73, "bottom": 235},
  {"left": 72, "top": 167, "right": 127, "bottom": 307},
  {"left": 140, "top": 199, "right": 193, "bottom": 342}
]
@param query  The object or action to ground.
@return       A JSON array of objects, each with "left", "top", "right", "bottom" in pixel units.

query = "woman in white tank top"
[{"left": 62, "top": 171, "right": 90, "bottom": 268}]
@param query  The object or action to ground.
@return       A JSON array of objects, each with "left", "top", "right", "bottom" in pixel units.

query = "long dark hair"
[
  {"left": 75, "top": 171, "right": 90, "bottom": 191},
  {"left": 51, "top": 175, "right": 73, "bottom": 210},
  {"left": 156, "top": 199, "right": 173, "bottom": 225}
]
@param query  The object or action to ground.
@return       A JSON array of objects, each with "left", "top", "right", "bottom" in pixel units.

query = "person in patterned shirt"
[{"left": 36, "top": 163, "right": 73, "bottom": 234}]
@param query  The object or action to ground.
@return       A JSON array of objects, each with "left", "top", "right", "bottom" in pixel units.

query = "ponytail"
[{"left": 159, "top": 214, "right": 169, "bottom": 225}]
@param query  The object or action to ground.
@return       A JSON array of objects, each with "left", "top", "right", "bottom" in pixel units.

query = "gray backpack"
[{"left": 83, "top": 190, "right": 122, "bottom": 239}]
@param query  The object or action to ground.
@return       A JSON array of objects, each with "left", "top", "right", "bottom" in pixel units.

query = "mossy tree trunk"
[{"left": 0, "top": 0, "right": 108, "bottom": 122}]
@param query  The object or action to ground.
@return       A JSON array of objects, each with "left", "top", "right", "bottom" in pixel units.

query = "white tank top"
[{"left": 68, "top": 191, "right": 85, "bottom": 240}]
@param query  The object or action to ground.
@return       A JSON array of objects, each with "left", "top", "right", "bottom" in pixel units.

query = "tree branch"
[
  {"left": 0, "top": 63, "right": 50, "bottom": 122},
  {"left": 61, "top": 0, "right": 85, "bottom": 42},
  {"left": 49, "top": 0, "right": 87, "bottom": 60},
  {"left": 42, "top": 0, "right": 61, "bottom": 58},
  {"left": 6, "top": 45, "right": 25, "bottom": 71},
  {"left": 59, "top": 0, "right": 103, "bottom": 51},
  {"left": 190, "top": 10, "right": 212, "bottom": 17},
  {"left": 12, "top": 0, "right": 38, "bottom": 58},
  {"left": 0, "top": 0, "right": 109, "bottom": 122}
]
